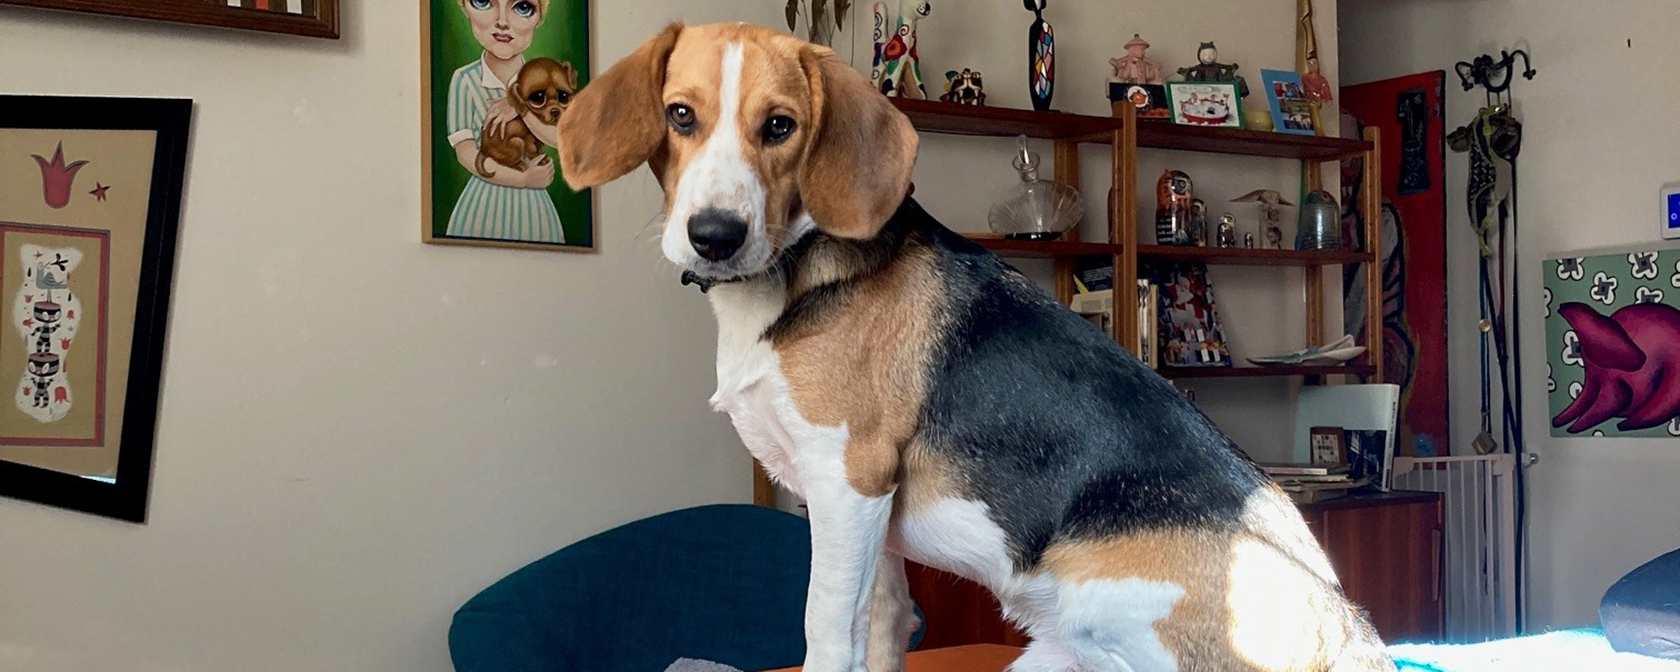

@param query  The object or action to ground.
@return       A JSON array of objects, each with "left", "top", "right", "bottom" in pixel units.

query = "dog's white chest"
[{"left": 706, "top": 282, "right": 807, "bottom": 496}]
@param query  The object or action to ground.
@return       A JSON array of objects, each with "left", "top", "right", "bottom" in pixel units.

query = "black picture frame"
[{"left": 0, "top": 96, "right": 191, "bottom": 523}]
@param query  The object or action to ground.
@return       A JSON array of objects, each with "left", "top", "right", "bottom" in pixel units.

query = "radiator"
[{"left": 1391, "top": 454, "right": 1519, "bottom": 641}]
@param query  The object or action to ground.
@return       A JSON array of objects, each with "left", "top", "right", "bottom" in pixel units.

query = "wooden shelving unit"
[{"left": 895, "top": 97, "right": 1385, "bottom": 384}]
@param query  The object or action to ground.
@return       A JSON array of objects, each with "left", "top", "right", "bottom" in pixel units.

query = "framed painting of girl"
[{"left": 422, "top": 0, "right": 594, "bottom": 252}]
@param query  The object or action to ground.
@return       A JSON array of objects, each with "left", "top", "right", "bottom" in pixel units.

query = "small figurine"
[
  {"left": 1189, "top": 198, "right": 1209, "bottom": 246},
  {"left": 940, "top": 69, "right": 987, "bottom": 105},
  {"left": 1233, "top": 189, "right": 1295, "bottom": 250},
  {"left": 1108, "top": 34, "right": 1164, "bottom": 85},
  {"left": 1155, "top": 170, "right": 1195, "bottom": 245},
  {"left": 871, "top": 1, "right": 933, "bottom": 99},
  {"left": 1244, "top": 232, "right": 1256, "bottom": 249},
  {"left": 1216, "top": 212, "right": 1238, "bottom": 248},
  {"left": 1302, "top": 56, "right": 1333, "bottom": 104},
  {"left": 1025, "top": 0, "right": 1056, "bottom": 111},
  {"left": 1177, "top": 41, "right": 1248, "bottom": 98}
]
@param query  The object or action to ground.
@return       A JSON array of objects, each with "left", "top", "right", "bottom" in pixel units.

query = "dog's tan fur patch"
[{"left": 774, "top": 245, "right": 943, "bottom": 498}]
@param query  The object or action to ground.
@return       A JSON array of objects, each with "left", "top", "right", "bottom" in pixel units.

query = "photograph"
[
  {"left": 0, "top": 95, "right": 189, "bottom": 522},
  {"left": 1166, "top": 81, "right": 1244, "bottom": 129},
  {"left": 1262, "top": 69, "right": 1317, "bottom": 135},
  {"left": 1109, "top": 82, "right": 1170, "bottom": 121},
  {"left": 422, "top": 0, "right": 595, "bottom": 252}
]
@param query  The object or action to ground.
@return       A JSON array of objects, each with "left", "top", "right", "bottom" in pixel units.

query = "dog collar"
[{"left": 680, "top": 270, "right": 743, "bottom": 294}]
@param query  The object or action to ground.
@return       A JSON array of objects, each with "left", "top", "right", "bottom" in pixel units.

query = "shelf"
[
  {"left": 891, "top": 98, "right": 1123, "bottom": 141},
  {"left": 1137, "top": 245, "right": 1372, "bottom": 267},
  {"left": 1134, "top": 123, "right": 1371, "bottom": 161},
  {"left": 966, "top": 235, "right": 1125, "bottom": 259},
  {"left": 1159, "top": 364, "right": 1376, "bottom": 379}
]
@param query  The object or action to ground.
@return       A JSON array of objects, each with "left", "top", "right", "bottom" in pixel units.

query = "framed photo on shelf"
[
  {"left": 0, "top": 95, "right": 191, "bottom": 523},
  {"left": 1165, "top": 81, "right": 1244, "bottom": 129},
  {"left": 0, "top": 0, "right": 339, "bottom": 38},
  {"left": 1109, "top": 83, "right": 1170, "bottom": 121},
  {"left": 1261, "top": 69, "right": 1317, "bottom": 135},
  {"left": 421, "top": 0, "right": 597, "bottom": 252}
]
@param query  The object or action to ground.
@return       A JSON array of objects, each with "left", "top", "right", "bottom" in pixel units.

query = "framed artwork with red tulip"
[
  {"left": 0, "top": 0, "right": 338, "bottom": 39},
  {"left": 0, "top": 96, "right": 190, "bottom": 522}
]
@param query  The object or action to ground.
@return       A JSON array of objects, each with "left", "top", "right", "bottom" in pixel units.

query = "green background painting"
[
  {"left": 1543, "top": 249, "right": 1680, "bottom": 438},
  {"left": 429, "top": 0, "right": 592, "bottom": 248}
]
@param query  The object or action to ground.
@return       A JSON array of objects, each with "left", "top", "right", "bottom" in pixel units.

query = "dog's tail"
[{"left": 474, "top": 152, "right": 497, "bottom": 179}]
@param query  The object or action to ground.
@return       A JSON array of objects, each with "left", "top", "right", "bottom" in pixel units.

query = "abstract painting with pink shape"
[{"left": 1545, "top": 248, "right": 1680, "bottom": 438}]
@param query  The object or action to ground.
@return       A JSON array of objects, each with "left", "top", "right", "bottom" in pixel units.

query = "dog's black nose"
[{"left": 688, "top": 209, "right": 748, "bottom": 262}]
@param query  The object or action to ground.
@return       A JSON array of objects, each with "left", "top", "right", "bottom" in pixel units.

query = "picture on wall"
[
  {"left": 1544, "top": 249, "right": 1680, "bottom": 438},
  {"left": 0, "top": 95, "right": 190, "bottom": 522},
  {"left": 1341, "top": 71, "right": 1450, "bottom": 458},
  {"left": 1165, "top": 82, "right": 1243, "bottom": 129},
  {"left": 1261, "top": 69, "right": 1316, "bottom": 135},
  {"left": 0, "top": 0, "right": 338, "bottom": 38},
  {"left": 422, "top": 0, "right": 595, "bottom": 252}
]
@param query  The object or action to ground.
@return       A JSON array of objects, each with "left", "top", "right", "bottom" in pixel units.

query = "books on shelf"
[
  {"left": 1260, "top": 463, "right": 1347, "bottom": 477},
  {"left": 1293, "top": 384, "right": 1400, "bottom": 491}
]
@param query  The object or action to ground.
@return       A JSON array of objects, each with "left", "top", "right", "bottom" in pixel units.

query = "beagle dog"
[{"left": 559, "top": 23, "right": 1394, "bottom": 672}]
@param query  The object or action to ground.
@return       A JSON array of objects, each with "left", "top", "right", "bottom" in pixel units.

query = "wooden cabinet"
[
  {"left": 1300, "top": 490, "right": 1444, "bottom": 641},
  {"left": 904, "top": 491, "right": 1444, "bottom": 648}
]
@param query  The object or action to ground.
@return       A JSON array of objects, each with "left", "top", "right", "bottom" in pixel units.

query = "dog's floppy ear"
[
  {"left": 560, "top": 23, "right": 683, "bottom": 190},
  {"left": 799, "top": 45, "right": 918, "bottom": 239}
]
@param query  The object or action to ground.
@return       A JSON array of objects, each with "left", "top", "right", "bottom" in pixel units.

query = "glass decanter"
[{"left": 988, "top": 135, "right": 1083, "bottom": 240}]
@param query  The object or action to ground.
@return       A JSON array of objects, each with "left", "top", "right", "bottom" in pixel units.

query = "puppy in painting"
[{"left": 475, "top": 57, "right": 578, "bottom": 179}]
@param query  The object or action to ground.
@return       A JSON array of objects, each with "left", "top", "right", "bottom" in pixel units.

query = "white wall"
[
  {"left": 0, "top": 2, "right": 773, "bottom": 671},
  {"left": 1340, "top": 0, "right": 1680, "bottom": 629},
  {"left": 0, "top": 1, "right": 1337, "bottom": 670}
]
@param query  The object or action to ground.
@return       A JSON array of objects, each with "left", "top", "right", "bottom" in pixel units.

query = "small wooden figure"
[
  {"left": 1154, "top": 170, "right": 1195, "bottom": 245},
  {"left": 940, "top": 69, "right": 987, "bottom": 105}
]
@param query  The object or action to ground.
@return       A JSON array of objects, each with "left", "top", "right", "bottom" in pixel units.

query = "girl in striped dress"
[{"left": 444, "top": 0, "right": 566, "bottom": 244}]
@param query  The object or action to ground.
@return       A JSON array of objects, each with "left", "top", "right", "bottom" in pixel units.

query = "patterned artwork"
[
  {"left": 0, "top": 95, "right": 187, "bottom": 522},
  {"left": 1342, "top": 71, "right": 1450, "bottom": 458},
  {"left": 1545, "top": 249, "right": 1680, "bottom": 438},
  {"left": 203, "top": 0, "right": 319, "bottom": 12},
  {"left": 1154, "top": 263, "right": 1232, "bottom": 368},
  {"left": 14, "top": 245, "right": 86, "bottom": 423}
]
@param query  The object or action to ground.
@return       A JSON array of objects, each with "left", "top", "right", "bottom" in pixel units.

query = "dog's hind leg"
[{"left": 864, "top": 552, "right": 918, "bottom": 672}]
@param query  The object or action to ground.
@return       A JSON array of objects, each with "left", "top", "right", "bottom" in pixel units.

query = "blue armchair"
[{"left": 449, "top": 504, "right": 920, "bottom": 672}]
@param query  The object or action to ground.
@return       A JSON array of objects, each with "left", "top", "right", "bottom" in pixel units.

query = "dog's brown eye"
[
  {"left": 556, "top": 90, "right": 571, "bottom": 104},
  {"left": 667, "top": 103, "right": 696, "bottom": 134},
  {"left": 528, "top": 90, "right": 546, "bottom": 105},
  {"left": 762, "top": 115, "right": 797, "bottom": 145}
]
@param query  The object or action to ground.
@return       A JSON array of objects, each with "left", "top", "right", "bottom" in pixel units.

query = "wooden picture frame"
[
  {"left": 1309, "top": 426, "right": 1348, "bottom": 468},
  {"left": 0, "top": 96, "right": 191, "bottom": 523},
  {"left": 0, "top": 0, "right": 339, "bottom": 39},
  {"left": 421, "top": 0, "right": 597, "bottom": 253}
]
